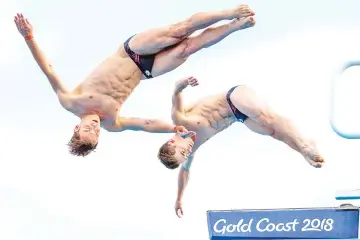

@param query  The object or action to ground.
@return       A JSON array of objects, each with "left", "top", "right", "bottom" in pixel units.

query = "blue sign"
[{"left": 207, "top": 207, "right": 359, "bottom": 239}]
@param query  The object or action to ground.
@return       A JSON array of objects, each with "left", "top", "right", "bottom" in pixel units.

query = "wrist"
[
  {"left": 24, "top": 35, "right": 33, "bottom": 41},
  {"left": 174, "top": 84, "right": 187, "bottom": 93},
  {"left": 173, "top": 125, "right": 182, "bottom": 132}
]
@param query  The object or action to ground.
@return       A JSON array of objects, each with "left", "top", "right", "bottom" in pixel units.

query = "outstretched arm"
[
  {"left": 118, "top": 117, "right": 181, "bottom": 133},
  {"left": 107, "top": 116, "right": 196, "bottom": 137},
  {"left": 174, "top": 154, "right": 195, "bottom": 218},
  {"left": 14, "top": 13, "right": 67, "bottom": 94},
  {"left": 172, "top": 76, "right": 199, "bottom": 119}
]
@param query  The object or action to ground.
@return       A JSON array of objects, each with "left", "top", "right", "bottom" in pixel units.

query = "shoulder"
[
  {"left": 57, "top": 91, "right": 75, "bottom": 111},
  {"left": 103, "top": 117, "right": 126, "bottom": 132}
]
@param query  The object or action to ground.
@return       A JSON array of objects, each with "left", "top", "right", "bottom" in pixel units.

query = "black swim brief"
[
  {"left": 124, "top": 35, "right": 155, "bottom": 79},
  {"left": 226, "top": 86, "right": 249, "bottom": 123}
]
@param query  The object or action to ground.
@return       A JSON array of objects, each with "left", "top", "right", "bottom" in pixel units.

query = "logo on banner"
[{"left": 213, "top": 217, "right": 334, "bottom": 235}]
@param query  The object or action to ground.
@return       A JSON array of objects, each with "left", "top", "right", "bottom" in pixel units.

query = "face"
[
  {"left": 167, "top": 135, "right": 194, "bottom": 165},
  {"left": 74, "top": 119, "right": 101, "bottom": 144}
]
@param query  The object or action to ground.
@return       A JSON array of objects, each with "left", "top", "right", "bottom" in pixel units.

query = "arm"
[
  {"left": 176, "top": 155, "right": 194, "bottom": 201},
  {"left": 14, "top": 14, "right": 67, "bottom": 94},
  {"left": 119, "top": 117, "right": 179, "bottom": 133},
  {"left": 26, "top": 38, "right": 67, "bottom": 94},
  {"left": 171, "top": 76, "right": 198, "bottom": 119},
  {"left": 174, "top": 155, "right": 195, "bottom": 217},
  {"left": 172, "top": 83, "right": 185, "bottom": 117}
]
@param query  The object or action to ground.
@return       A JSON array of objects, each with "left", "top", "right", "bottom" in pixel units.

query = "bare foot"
[
  {"left": 229, "top": 16, "right": 256, "bottom": 30},
  {"left": 304, "top": 154, "right": 325, "bottom": 168},
  {"left": 232, "top": 4, "right": 255, "bottom": 19},
  {"left": 302, "top": 142, "right": 325, "bottom": 168}
]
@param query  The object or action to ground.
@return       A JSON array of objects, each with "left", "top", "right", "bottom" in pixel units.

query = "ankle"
[{"left": 221, "top": 9, "right": 236, "bottom": 20}]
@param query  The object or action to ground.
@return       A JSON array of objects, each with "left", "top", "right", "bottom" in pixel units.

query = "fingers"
[
  {"left": 26, "top": 18, "right": 33, "bottom": 28},
  {"left": 176, "top": 208, "right": 183, "bottom": 218},
  {"left": 180, "top": 131, "right": 196, "bottom": 139},
  {"left": 187, "top": 76, "right": 199, "bottom": 87},
  {"left": 14, "top": 13, "right": 24, "bottom": 27}
]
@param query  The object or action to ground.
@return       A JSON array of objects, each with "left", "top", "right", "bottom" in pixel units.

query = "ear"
[
  {"left": 74, "top": 125, "right": 80, "bottom": 132},
  {"left": 167, "top": 140, "right": 175, "bottom": 146}
]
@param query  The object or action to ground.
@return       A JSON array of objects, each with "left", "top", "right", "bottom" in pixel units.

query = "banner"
[{"left": 207, "top": 207, "right": 359, "bottom": 239}]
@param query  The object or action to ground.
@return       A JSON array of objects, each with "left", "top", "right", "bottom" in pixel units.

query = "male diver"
[
  {"left": 14, "top": 5, "right": 255, "bottom": 156},
  {"left": 157, "top": 77, "right": 325, "bottom": 217}
]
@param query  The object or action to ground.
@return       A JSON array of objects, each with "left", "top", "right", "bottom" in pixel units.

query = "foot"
[
  {"left": 302, "top": 142, "right": 325, "bottom": 168},
  {"left": 231, "top": 4, "right": 255, "bottom": 19},
  {"left": 229, "top": 16, "right": 256, "bottom": 30},
  {"left": 304, "top": 154, "right": 325, "bottom": 168}
]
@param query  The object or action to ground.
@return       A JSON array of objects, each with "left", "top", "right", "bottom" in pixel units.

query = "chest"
[{"left": 72, "top": 93, "right": 120, "bottom": 120}]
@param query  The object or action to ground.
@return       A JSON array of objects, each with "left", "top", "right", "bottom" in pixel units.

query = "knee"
[
  {"left": 168, "top": 20, "right": 191, "bottom": 39},
  {"left": 270, "top": 130, "right": 283, "bottom": 141},
  {"left": 257, "top": 111, "right": 276, "bottom": 127},
  {"left": 175, "top": 38, "right": 197, "bottom": 59}
]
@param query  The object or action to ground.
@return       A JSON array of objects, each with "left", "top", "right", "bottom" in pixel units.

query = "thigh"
[
  {"left": 230, "top": 85, "right": 275, "bottom": 124},
  {"left": 129, "top": 22, "right": 187, "bottom": 55},
  {"left": 151, "top": 40, "right": 189, "bottom": 77},
  {"left": 244, "top": 118, "right": 274, "bottom": 136}
]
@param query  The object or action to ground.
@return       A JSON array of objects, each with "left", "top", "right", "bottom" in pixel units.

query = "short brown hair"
[
  {"left": 157, "top": 142, "right": 179, "bottom": 169},
  {"left": 67, "top": 132, "right": 98, "bottom": 157}
]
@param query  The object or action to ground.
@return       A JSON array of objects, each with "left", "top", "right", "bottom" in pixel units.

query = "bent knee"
[
  {"left": 256, "top": 111, "right": 277, "bottom": 126},
  {"left": 270, "top": 130, "right": 284, "bottom": 141},
  {"left": 174, "top": 38, "right": 199, "bottom": 59},
  {"left": 168, "top": 20, "right": 191, "bottom": 39}
]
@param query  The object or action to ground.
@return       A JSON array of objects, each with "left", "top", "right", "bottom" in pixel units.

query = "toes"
[
  {"left": 314, "top": 155, "right": 324, "bottom": 163},
  {"left": 248, "top": 16, "right": 256, "bottom": 25},
  {"left": 242, "top": 17, "right": 256, "bottom": 28},
  {"left": 311, "top": 160, "right": 324, "bottom": 168},
  {"left": 238, "top": 5, "right": 255, "bottom": 17}
]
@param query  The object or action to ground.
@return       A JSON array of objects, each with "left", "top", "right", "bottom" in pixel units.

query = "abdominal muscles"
[
  {"left": 186, "top": 94, "right": 237, "bottom": 146},
  {"left": 80, "top": 52, "right": 142, "bottom": 105}
]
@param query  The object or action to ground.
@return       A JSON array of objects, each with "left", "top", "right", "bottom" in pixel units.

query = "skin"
[
  {"left": 13, "top": 5, "right": 256, "bottom": 145},
  {"left": 165, "top": 77, "right": 325, "bottom": 218}
]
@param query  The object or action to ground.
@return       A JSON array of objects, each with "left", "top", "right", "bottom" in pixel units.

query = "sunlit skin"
[
  {"left": 162, "top": 76, "right": 324, "bottom": 218},
  {"left": 167, "top": 135, "right": 195, "bottom": 165},
  {"left": 75, "top": 115, "right": 101, "bottom": 144},
  {"left": 13, "top": 4, "right": 256, "bottom": 148}
]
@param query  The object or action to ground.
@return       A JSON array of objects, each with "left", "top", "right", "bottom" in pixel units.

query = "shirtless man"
[
  {"left": 14, "top": 5, "right": 255, "bottom": 157},
  {"left": 157, "top": 76, "right": 325, "bottom": 218}
]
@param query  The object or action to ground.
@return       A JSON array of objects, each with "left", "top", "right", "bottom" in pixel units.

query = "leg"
[
  {"left": 231, "top": 85, "right": 324, "bottom": 168},
  {"left": 128, "top": 5, "right": 254, "bottom": 55},
  {"left": 244, "top": 118, "right": 302, "bottom": 154},
  {"left": 151, "top": 17, "right": 256, "bottom": 77}
]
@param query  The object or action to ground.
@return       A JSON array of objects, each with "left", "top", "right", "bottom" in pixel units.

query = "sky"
[{"left": 1, "top": 0, "right": 360, "bottom": 239}]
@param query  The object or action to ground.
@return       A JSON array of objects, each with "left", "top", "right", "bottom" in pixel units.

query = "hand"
[
  {"left": 174, "top": 125, "right": 196, "bottom": 139},
  {"left": 175, "top": 76, "right": 199, "bottom": 91},
  {"left": 175, "top": 200, "right": 184, "bottom": 218},
  {"left": 14, "top": 13, "right": 34, "bottom": 38},
  {"left": 179, "top": 131, "right": 196, "bottom": 139}
]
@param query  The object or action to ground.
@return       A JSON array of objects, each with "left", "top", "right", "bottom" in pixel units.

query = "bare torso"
[
  {"left": 173, "top": 93, "right": 237, "bottom": 153},
  {"left": 62, "top": 46, "right": 143, "bottom": 129}
]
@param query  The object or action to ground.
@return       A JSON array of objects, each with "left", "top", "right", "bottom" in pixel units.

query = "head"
[
  {"left": 157, "top": 134, "right": 194, "bottom": 169},
  {"left": 67, "top": 114, "right": 101, "bottom": 157}
]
